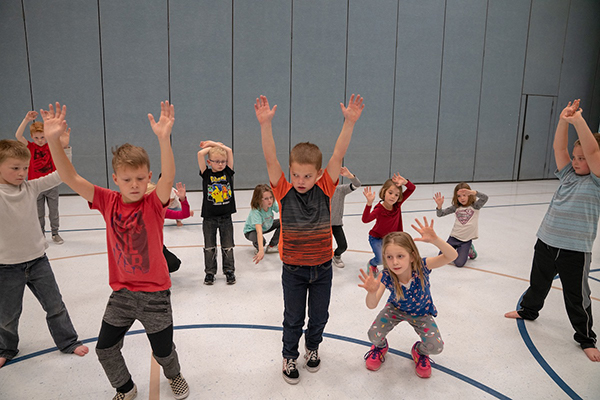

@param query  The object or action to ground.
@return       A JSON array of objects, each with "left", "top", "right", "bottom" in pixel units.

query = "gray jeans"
[
  {"left": 0, "top": 255, "right": 82, "bottom": 360},
  {"left": 368, "top": 302, "right": 444, "bottom": 356},
  {"left": 95, "top": 289, "right": 180, "bottom": 388},
  {"left": 37, "top": 186, "right": 60, "bottom": 235}
]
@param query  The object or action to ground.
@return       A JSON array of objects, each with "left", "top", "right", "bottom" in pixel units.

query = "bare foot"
[
  {"left": 0, "top": 357, "right": 6, "bottom": 368},
  {"left": 504, "top": 311, "right": 522, "bottom": 319},
  {"left": 176, "top": 220, "right": 184, "bottom": 227},
  {"left": 73, "top": 345, "right": 89, "bottom": 357},
  {"left": 583, "top": 347, "right": 600, "bottom": 362},
  {"left": 190, "top": 210, "right": 195, "bottom": 217}
]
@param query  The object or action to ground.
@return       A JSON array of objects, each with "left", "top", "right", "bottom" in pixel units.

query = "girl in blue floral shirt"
[{"left": 358, "top": 217, "right": 457, "bottom": 378}]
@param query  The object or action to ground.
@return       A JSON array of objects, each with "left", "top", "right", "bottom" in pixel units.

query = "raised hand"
[
  {"left": 340, "top": 166, "right": 353, "bottom": 178},
  {"left": 174, "top": 182, "right": 186, "bottom": 200},
  {"left": 40, "top": 102, "right": 68, "bottom": 141},
  {"left": 254, "top": 95, "right": 277, "bottom": 125},
  {"left": 391, "top": 172, "right": 407, "bottom": 186},
  {"left": 358, "top": 267, "right": 382, "bottom": 293},
  {"left": 457, "top": 188, "right": 475, "bottom": 197},
  {"left": 363, "top": 186, "right": 376, "bottom": 205},
  {"left": 199, "top": 140, "right": 223, "bottom": 149},
  {"left": 59, "top": 127, "right": 71, "bottom": 148},
  {"left": 148, "top": 101, "right": 175, "bottom": 140},
  {"left": 25, "top": 111, "right": 38, "bottom": 121},
  {"left": 559, "top": 99, "right": 580, "bottom": 120},
  {"left": 411, "top": 217, "right": 438, "bottom": 243},
  {"left": 433, "top": 192, "right": 444, "bottom": 208},
  {"left": 340, "top": 94, "right": 365, "bottom": 123}
]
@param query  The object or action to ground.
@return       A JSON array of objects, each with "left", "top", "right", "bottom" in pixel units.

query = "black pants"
[
  {"left": 163, "top": 245, "right": 181, "bottom": 273},
  {"left": 518, "top": 239, "right": 596, "bottom": 349},
  {"left": 332, "top": 225, "right": 347, "bottom": 257}
]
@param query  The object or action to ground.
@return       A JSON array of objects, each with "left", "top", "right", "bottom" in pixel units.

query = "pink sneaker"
[
  {"left": 411, "top": 342, "right": 431, "bottom": 378},
  {"left": 364, "top": 341, "right": 388, "bottom": 371}
]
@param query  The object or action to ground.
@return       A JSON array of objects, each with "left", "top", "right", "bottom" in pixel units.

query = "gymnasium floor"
[{"left": 1, "top": 180, "right": 599, "bottom": 400}]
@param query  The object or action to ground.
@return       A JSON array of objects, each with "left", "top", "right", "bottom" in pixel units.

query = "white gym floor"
[{"left": 1, "top": 180, "right": 599, "bottom": 399}]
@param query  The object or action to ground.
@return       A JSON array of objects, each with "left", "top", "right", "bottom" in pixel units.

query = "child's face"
[
  {"left": 0, "top": 157, "right": 29, "bottom": 185},
  {"left": 261, "top": 190, "right": 274, "bottom": 210},
  {"left": 383, "top": 185, "right": 401, "bottom": 207},
  {"left": 207, "top": 154, "right": 228, "bottom": 172},
  {"left": 112, "top": 165, "right": 152, "bottom": 203},
  {"left": 572, "top": 145, "right": 590, "bottom": 175},
  {"left": 31, "top": 131, "right": 47, "bottom": 146},
  {"left": 457, "top": 191, "right": 470, "bottom": 206},
  {"left": 290, "top": 162, "right": 323, "bottom": 194},
  {"left": 384, "top": 243, "right": 413, "bottom": 279}
]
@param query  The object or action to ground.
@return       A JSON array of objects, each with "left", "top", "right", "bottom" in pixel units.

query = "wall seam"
[
  {"left": 20, "top": 0, "right": 34, "bottom": 109},
  {"left": 96, "top": 0, "right": 109, "bottom": 187},
  {"left": 472, "top": 0, "right": 490, "bottom": 181}
]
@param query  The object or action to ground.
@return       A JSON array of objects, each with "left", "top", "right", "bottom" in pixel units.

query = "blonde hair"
[
  {"left": 573, "top": 132, "right": 600, "bottom": 149},
  {"left": 208, "top": 146, "right": 227, "bottom": 158},
  {"left": 29, "top": 121, "right": 44, "bottom": 135},
  {"left": 250, "top": 184, "right": 273, "bottom": 210},
  {"left": 452, "top": 182, "right": 475, "bottom": 207},
  {"left": 111, "top": 143, "right": 150, "bottom": 173},
  {"left": 379, "top": 179, "right": 402, "bottom": 203},
  {"left": 289, "top": 142, "right": 322, "bottom": 170},
  {"left": 145, "top": 181, "right": 157, "bottom": 194},
  {"left": 0, "top": 139, "right": 31, "bottom": 164},
  {"left": 382, "top": 232, "right": 425, "bottom": 301}
]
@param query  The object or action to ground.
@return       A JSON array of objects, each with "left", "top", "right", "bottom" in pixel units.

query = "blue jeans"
[
  {"left": 0, "top": 255, "right": 82, "bottom": 361},
  {"left": 202, "top": 215, "right": 235, "bottom": 275},
  {"left": 368, "top": 235, "right": 383, "bottom": 267},
  {"left": 281, "top": 260, "right": 333, "bottom": 359}
]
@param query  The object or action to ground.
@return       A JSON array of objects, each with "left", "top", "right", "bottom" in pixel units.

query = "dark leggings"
[
  {"left": 332, "top": 225, "right": 348, "bottom": 257},
  {"left": 446, "top": 236, "right": 472, "bottom": 267}
]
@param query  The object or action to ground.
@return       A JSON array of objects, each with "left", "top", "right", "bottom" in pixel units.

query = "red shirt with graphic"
[
  {"left": 27, "top": 141, "right": 56, "bottom": 180},
  {"left": 90, "top": 186, "right": 170, "bottom": 292}
]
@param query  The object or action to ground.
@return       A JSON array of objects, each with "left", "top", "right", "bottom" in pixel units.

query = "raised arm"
[
  {"left": 200, "top": 140, "right": 234, "bottom": 170},
  {"left": 255, "top": 95, "right": 283, "bottom": 185},
  {"left": 149, "top": 101, "right": 176, "bottom": 205},
  {"left": 42, "top": 103, "right": 94, "bottom": 203},
  {"left": 411, "top": 217, "right": 458, "bottom": 269},
  {"left": 358, "top": 268, "right": 386, "bottom": 309},
  {"left": 15, "top": 111, "right": 38, "bottom": 145},
  {"left": 564, "top": 106, "right": 600, "bottom": 177},
  {"left": 554, "top": 100, "right": 580, "bottom": 171},
  {"left": 197, "top": 146, "right": 211, "bottom": 174},
  {"left": 326, "top": 94, "right": 364, "bottom": 181}
]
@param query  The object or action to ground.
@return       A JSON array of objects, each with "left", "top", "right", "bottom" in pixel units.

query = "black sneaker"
[
  {"left": 225, "top": 272, "right": 236, "bottom": 285},
  {"left": 282, "top": 358, "right": 300, "bottom": 384},
  {"left": 204, "top": 274, "right": 215, "bottom": 285},
  {"left": 304, "top": 348, "right": 321, "bottom": 372}
]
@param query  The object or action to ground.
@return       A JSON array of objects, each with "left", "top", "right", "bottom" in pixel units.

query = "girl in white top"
[{"left": 433, "top": 182, "right": 488, "bottom": 267}]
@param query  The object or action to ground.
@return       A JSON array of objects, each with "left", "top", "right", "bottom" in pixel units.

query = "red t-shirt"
[
  {"left": 272, "top": 172, "right": 337, "bottom": 266},
  {"left": 27, "top": 141, "right": 56, "bottom": 180},
  {"left": 362, "top": 181, "right": 415, "bottom": 238},
  {"left": 90, "top": 186, "right": 170, "bottom": 292}
]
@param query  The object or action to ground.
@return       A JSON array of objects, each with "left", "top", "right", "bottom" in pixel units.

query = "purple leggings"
[{"left": 447, "top": 236, "right": 472, "bottom": 267}]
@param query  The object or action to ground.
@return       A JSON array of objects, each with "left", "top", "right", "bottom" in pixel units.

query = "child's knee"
[{"left": 422, "top": 339, "right": 443, "bottom": 355}]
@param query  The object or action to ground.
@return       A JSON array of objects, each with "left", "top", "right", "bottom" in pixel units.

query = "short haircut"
[
  {"left": 289, "top": 142, "right": 322, "bottom": 170},
  {"left": 452, "top": 182, "right": 475, "bottom": 208},
  {"left": 250, "top": 184, "right": 273, "bottom": 210},
  {"left": 111, "top": 143, "right": 150, "bottom": 173},
  {"left": 208, "top": 146, "right": 227, "bottom": 158},
  {"left": 573, "top": 132, "right": 600, "bottom": 149},
  {"left": 30, "top": 121, "right": 44, "bottom": 134},
  {"left": 0, "top": 139, "right": 31, "bottom": 164},
  {"left": 379, "top": 179, "right": 402, "bottom": 203},
  {"left": 381, "top": 232, "right": 425, "bottom": 301}
]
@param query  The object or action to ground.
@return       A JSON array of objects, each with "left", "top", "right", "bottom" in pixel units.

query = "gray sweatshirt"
[{"left": 330, "top": 175, "right": 362, "bottom": 226}]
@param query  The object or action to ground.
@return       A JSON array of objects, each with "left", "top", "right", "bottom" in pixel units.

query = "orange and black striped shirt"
[{"left": 272, "top": 172, "right": 337, "bottom": 266}]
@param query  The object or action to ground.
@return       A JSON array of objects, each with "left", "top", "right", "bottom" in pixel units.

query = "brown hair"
[
  {"left": 29, "top": 121, "right": 44, "bottom": 135},
  {"left": 573, "top": 132, "right": 600, "bottom": 149},
  {"left": 381, "top": 232, "right": 425, "bottom": 301},
  {"left": 0, "top": 139, "right": 31, "bottom": 164},
  {"left": 378, "top": 179, "right": 402, "bottom": 203},
  {"left": 250, "top": 184, "right": 273, "bottom": 210},
  {"left": 451, "top": 182, "right": 475, "bottom": 207},
  {"left": 289, "top": 142, "right": 322, "bottom": 170},
  {"left": 111, "top": 143, "right": 150, "bottom": 173}
]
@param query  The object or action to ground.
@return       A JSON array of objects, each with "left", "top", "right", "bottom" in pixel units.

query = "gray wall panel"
[
  {"left": 435, "top": 0, "right": 487, "bottom": 182},
  {"left": 24, "top": 0, "right": 106, "bottom": 192},
  {"left": 522, "top": 0, "right": 569, "bottom": 96},
  {"left": 291, "top": 0, "right": 347, "bottom": 169},
  {"left": 233, "top": 0, "right": 291, "bottom": 189},
  {"left": 0, "top": 1, "right": 31, "bottom": 141},
  {"left": 474, "top": 0, "right": 530, "bottom": 181},
  {"left": 392, "top": 0, "right": 445, "bottom": 183},
  {"left": 344, "top": 0, "right": 397, "bottom": 185},
  {"left": 99, "top": 0, "right": 169, "bottom": 189},
  {"left": 170, "top": 0, "right": 232, "bottom": 191}
]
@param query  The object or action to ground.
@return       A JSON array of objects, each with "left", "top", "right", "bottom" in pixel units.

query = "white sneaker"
[
  {"left": 112, "top": 384, "right": 137, "bottom": 400},
  {"left": 332, "top": 255, "right": 345, "bottom": 268},
  {"left": 266, "top": 245, "right": 278, "bottom": 254}
]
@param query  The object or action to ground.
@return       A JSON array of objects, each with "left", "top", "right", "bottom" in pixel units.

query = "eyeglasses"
[{"left": 209, "top": 159, "right": 227, "bottom": 165}]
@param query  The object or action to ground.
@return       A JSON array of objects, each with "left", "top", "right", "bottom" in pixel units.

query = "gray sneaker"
[
  {"left": 52, "top": 234, "right": 64, "bottom": 245},
  {"left": 332, "top": 255, "right": 345, "bottom": 268}
]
